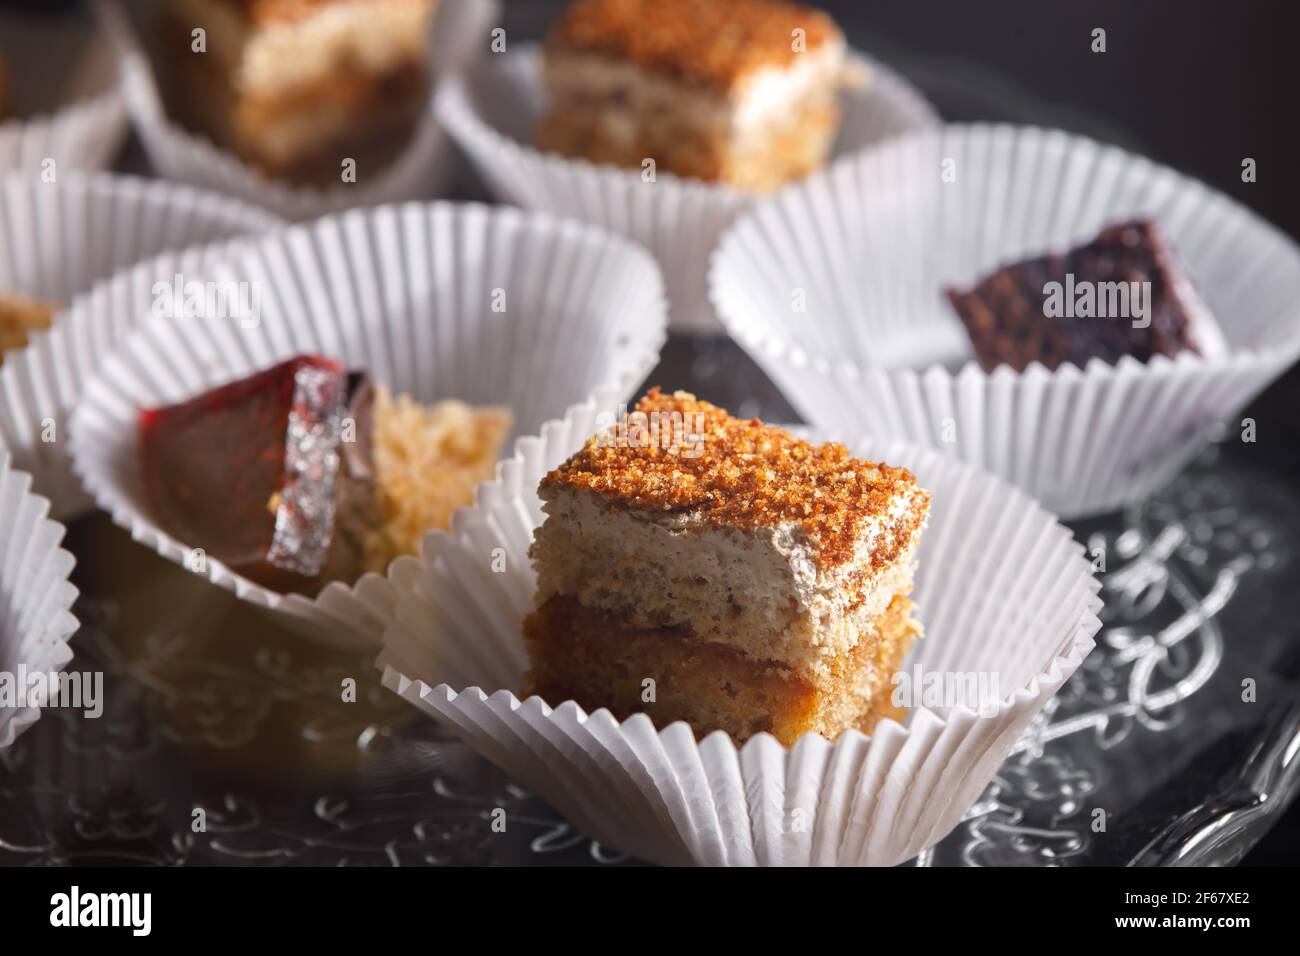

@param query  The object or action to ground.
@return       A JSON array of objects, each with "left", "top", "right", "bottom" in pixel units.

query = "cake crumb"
[{"left": 362, "top": 386, "right": 511, "bottom": 573}]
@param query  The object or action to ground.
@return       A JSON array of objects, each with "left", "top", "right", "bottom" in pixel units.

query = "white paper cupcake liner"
[
  {"left": 0, "top": 14, "right": 129, "bottom": 172},
  {"left": 0, "top": 451, "right": 79, "bottom": 751},
  {"left": 377, "top": 398, "right": 1102, "bottom": 866},
  {"left": 710, "top": 124, "right": 1300, "bottom": 519},
  {"left": 438, "top": 44, "right": 939, "bottom": 333},
  {"left": 95, "top": 0, "right": 499, "bottom": 221},
  {"left": 69, "top": 201, "right": 667, "bottom": 648},
  {"left": 0, "top": 172, "right": 281, "bottom": 518}
]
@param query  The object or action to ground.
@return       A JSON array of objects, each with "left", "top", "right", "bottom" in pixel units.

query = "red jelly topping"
[{"left": 139, "top": 354, "right": 352, "bottom": 590}]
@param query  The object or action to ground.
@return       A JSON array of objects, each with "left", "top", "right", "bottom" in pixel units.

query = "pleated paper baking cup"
[
  {"left": 438, "top": 44, "right": 938, "bottom": 333},
  {"left": 94, "top": 0, "right": 499, "bottom": 221},
  {"left": 0, "top": 451, "right": 79, "bottom": 751},
  {"left": 0, "top": 173, "right": 281, "bottom": 518},
  {"left": 377, "top": 399, "right": 1101, "bottom": 866},
  {"left": 69, "top": 202, "right": 667, "bottom": 647},
  {"left": 710, "top": 124, "right": 1300, "bottom": 519},
  {"left": 0, "top": 13, "right": 128, "bottom": 171}
]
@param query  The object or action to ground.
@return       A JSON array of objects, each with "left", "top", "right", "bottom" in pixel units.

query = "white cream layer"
[
  {"left": 543, "top": 36, "right": 847, "bottom": 140},
  {"left": 531, "top": 482, "right": 927, "bottom": 678}
]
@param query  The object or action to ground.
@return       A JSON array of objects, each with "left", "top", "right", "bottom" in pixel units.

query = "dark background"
[{"left": 3, "top": 0, "right": 1296, "bottom": 864}]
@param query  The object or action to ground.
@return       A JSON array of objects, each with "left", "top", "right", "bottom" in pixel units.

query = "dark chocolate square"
[{"left": 946, "top": 220, "right": 1204, "bottom": 372}]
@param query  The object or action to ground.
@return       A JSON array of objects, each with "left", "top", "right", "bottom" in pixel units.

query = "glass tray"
[
  {"left": 4, "top": 3, "right": 1298, "bottom": 867},
  {"left": 3, "top": 336, "right": 1299, "bottom": 867}
]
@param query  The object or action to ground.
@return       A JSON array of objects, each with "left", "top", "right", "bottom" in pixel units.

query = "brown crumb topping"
[
  {"left": 222, "top": 0, "right": 432, "bottom": 27},
  {"left": 541, "top": 388, "right": 930, "bottom": 566},
  {"left": 547, "top": 0, "right": 842, "bottom": 92}
]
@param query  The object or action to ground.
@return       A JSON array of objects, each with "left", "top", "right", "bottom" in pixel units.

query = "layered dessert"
[
  {"left": 947, "top": 219, "right": 1225, "bottom": 373},
  {"left": 537, "top": 0, "right": 857, "bottom": 192},
  {"left": 0, "top": 294, "right": 60, "bottom": 365},
  {"left": 157, "top": 0, "right": 438, "bottom": 183},
  {"left": 523, "top": 389, "right": 931, "bottom": 745},
  {"left": 140, "top": 354, "right": 510, "bottom": 593}
]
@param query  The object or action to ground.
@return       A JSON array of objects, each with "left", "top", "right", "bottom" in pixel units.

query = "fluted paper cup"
[
  {"left": 710, "top": 124, "right": 1300, "bottom": 519},
  {"left": 0, "top": 173, "right": 281, "bottom": 518},
  {"left": 377, "top": 398, "right": 1101, "bottom": 866},
  {"left": 0, "top": 13, "right": 128, "bottom": 171},
  {"left": 95, "top": 0, "right": 499, "bottom": 221},
  {"left": 438, "top": 44, "right": 938, "bottom": 333},
  {"left": 0, "top": 452, "right": 79, "bottom": 751},
  {"left": 69, "top": 202, "right": 666, "bottom": 648}
]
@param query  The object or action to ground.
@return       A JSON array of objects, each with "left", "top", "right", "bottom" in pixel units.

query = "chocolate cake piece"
[
  {"left": 946, "top": 220, "right": 1215, "bottom": 372},
  {"left": 139, "top": 354, "right": 375, "bottom": 592}
]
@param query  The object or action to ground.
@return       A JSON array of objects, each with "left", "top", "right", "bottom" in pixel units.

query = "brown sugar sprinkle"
[
  {"left": 542, "top": 389, "right": 929, "bottom": 566},
  {"left": 547, "top": 0, "right": 842, "bottom": 92}
]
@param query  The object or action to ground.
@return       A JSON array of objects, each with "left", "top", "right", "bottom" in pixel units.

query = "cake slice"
[
  {"left": 537, "top": 0, "right": 856, "bottom": 192},
  {"left": 946, "top": 219, "right": 1225, "bottom": 373},
  {"left": 523, "top": 389, "right": 931, "bottom": 745},
  {"left": 158, "top": 0, "right": 438, "bottom": 183}
]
